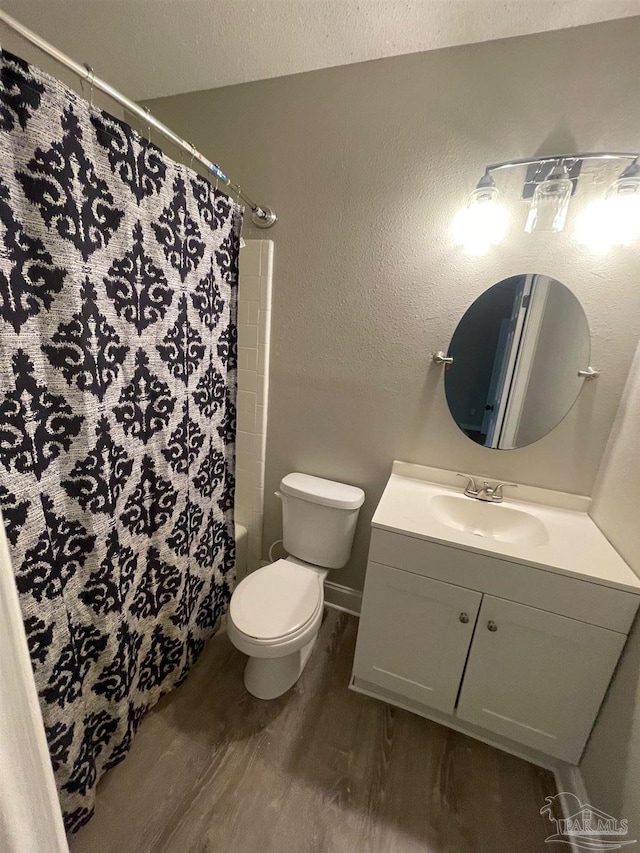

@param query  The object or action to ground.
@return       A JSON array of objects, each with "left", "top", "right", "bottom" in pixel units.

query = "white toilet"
[{"left": 228, "top": 472, "right": 365, "bottom": 699}]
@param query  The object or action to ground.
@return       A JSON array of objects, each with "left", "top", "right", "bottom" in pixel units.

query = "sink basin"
[
  {"left": 429, "top": 494, "right": 549, "bottom": 547},
  {"left": 370, "top": 463, "right": 640, "bottom": 591}
]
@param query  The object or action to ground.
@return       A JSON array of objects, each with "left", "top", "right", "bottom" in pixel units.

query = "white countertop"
[{"left": 372, "top": 462, "right": 640, "bottom": 595}]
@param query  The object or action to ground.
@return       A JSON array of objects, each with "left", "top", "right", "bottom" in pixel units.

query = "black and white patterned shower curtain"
[{"left": 0, "top": 50, "right": 241, "bottom": 831}]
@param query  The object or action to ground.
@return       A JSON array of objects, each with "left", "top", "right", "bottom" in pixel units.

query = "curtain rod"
[{"left": 0, "top": 9, "right": 277, "bottom": 228}]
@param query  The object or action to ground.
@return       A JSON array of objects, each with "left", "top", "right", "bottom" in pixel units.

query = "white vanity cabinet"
[
  {"left": 351, "top": 464, "right": 640, "bottom": 767},
  {"left": 353, "top": 544, "right": 631, "bottom": 763}
]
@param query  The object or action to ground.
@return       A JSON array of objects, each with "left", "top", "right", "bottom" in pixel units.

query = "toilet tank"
[{"left": 279, "top": 473, "right": 365, "bottom": 569}]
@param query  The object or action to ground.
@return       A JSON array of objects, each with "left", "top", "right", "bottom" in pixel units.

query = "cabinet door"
[
  {"left": 456, "top": 596, "right": 626, "bottom": 763},
  {"left": 352, "top": 562, "right": 482, "bottom": 714}
]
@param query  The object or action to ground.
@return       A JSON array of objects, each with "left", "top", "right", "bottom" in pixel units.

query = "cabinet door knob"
[
  {"left": 487, "top": 621, "right": 498, "bottom": 632},
  {"left": 459, "top": 612, "right": 470, "bottom": 624}
]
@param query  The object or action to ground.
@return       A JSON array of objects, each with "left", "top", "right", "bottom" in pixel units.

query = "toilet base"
[{"left": 244, "top": 634, "right": 318, "bottom": 700}]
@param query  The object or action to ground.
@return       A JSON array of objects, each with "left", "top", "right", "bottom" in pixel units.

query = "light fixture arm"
[
  {"left": 619, "top": 158, "right": 640, "bottom": 180},
  {"left": 476, "top": 172, "right": 496, "bottom": 189},
  {"left": 484, "top": 152, "right": 638, "bottom": 176}
]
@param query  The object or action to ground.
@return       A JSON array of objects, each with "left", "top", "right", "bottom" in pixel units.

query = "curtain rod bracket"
[{"left": 252, "top": 207, "right": 278, "bottom": 228}]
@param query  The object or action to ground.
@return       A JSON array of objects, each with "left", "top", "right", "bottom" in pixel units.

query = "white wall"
[
  {"left": 236, "top": 240, "right": 273, "bottom": 575},
  {"left": 146, "top": 18, "right": 640, "bottom": 590},
  {"left": 586, "top": 340, "right": 640, "bottom": 575},
  {"left": 580, "top": 339, "right": 640, "bottom": 839}
]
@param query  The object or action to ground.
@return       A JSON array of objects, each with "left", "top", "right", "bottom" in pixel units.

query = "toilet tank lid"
[{"left": 280, "top": 473, "right": 365, "bottom": 510}]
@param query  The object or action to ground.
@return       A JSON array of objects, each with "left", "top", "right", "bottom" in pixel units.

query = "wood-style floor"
[{"left": 69, "top": 610, "right": 557, "bottom": 853}]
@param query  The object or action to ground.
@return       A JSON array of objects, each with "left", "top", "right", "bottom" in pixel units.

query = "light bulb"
[
  {"left": 575, "top": 173, "right": 640, "bottom": 253},
  {"left": 452, "top": 181, "right": 508, "bottom": 256},
  {"left": 574, "top": 200, "right": 614, "bottom": 254}
]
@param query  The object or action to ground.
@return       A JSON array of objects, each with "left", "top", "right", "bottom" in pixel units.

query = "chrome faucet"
[{"left": 456, "top": 473, "right": 517, "bottom": 503}]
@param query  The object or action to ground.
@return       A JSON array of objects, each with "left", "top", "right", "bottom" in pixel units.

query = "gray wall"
[
  {"left": 146, "top": 18, "right": 640, "bottom": 590},
  {"left": 580, "top": 339, "right": 640, "bottom": 839}
]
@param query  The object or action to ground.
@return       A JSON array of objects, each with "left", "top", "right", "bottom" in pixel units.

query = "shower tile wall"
[{"left": 236, "top": 239, "right": 273, "bottom": 576}]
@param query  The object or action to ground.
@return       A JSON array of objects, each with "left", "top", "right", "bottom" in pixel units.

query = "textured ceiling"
[{"left": 0, "top": 1, "right": 639, "bottom": 101}]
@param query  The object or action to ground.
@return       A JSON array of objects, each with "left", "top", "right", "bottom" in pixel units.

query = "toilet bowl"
[
  {"left": 228, "top": 473, "right": 365, "bottom": 699},
  {"left": 227, "top": 558, "right": 327, "bottom": 699}
]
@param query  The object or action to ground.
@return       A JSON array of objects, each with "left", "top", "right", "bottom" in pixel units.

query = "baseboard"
[
  {"left": 550, "top": 764, "right": 609, "bottom": 853},
  {"left": 553, "top": 763, "right": 589, "bottom": 803},
  {"left": 323, "top": 581, "right": 362, "bottom": 616}
]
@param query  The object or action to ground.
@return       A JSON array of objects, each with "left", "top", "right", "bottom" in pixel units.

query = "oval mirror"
[{"left": 444, "top": 274, "right": 590, "bottom": 450}]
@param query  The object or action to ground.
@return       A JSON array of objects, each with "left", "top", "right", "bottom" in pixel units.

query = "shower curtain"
[{"left": 0, "top": 49, "right": 241, "bottom": 832}]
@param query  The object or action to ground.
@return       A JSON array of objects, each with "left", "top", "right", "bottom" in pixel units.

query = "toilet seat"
[{"left": 230, "top": 559, "right": 323, "bottom": 642}]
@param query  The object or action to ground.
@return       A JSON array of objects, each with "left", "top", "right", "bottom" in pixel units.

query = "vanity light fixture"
[{"left": 455, "top": 153, "right": 639, "bottom": 254}]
